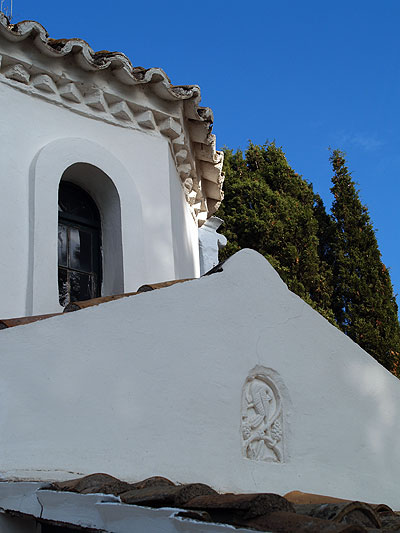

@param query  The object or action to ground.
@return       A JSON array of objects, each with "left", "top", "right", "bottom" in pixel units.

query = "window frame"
[{"left": 58, "top": 181, "right": 102, "bottom": 306}]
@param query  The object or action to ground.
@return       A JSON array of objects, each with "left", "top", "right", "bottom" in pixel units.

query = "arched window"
[{"left": 58, "top": 182, "right": 102, "bottom": 306}]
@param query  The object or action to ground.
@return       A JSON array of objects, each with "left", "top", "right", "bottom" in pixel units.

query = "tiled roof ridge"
[
  {"left": 0, "top": 13, "right": 224, "bottom": 223},
  {"left": 38, "top": 473, "right": 399, "bottom": 532},
  {"left": 0, "top": 278, "right": 194, "bottom": 329},
  {"left": 0, "top": 15, "right": 199, "bottom": 101}
]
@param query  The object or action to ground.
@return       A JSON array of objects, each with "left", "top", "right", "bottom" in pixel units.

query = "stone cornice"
[{"left": 0, "top": 13, "right": 224, "bottom": 225}]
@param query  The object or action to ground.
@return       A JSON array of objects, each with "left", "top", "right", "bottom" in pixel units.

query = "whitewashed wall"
[
  {"left": 0, "top": 82, "right": 199, "bottom": 318},
  {"left": 0, "top": 250, "right": 399, "bottom": 508}
]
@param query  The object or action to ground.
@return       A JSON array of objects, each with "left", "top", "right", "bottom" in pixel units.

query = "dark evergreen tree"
[
  {"left": 218, "top": 142, "right": 334, "bottom": 322},
  {"left": 329, "top": 150, "right": 400, "bottom": 374},
  {"left": 312, "top": 193, "right": 335, "bottom": 317},
  {"left": 217, "top": 142, "right": 400, "bottom": 377}
]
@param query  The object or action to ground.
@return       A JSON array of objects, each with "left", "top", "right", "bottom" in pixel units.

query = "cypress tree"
[
  {"left": 218, "top": 143, "right": 400, "bottom": 377},
  {"left": 312, "top": 194, "right": 335, "bottom": 318},
  {"left": 329, "top": 150, "right": 400, "bottom": 373},
  {"left": 218, "top": 142, "right": 334, "bottom": 321}
]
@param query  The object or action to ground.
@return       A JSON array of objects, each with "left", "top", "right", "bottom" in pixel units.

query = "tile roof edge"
[
  {"left": 2, "top": 474, "right": 398, "bottom": 531},
  {"left": 0, "top": 278, "right": 194, "bottom": 329},
  {"left": 0, "top": 481, "right": 256, "bottom": 533},
  {"left": 0, "top": 15, "right": 195, "bottom": 102},
  {"left": 0, "top": 13, "right": 224, "bottom": 222}
]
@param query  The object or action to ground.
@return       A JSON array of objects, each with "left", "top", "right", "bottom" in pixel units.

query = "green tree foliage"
[
  {"left": 329, "top": 150, "right": 400, "bottom": 373},
  {"left": 217, "top": 142, "right": 334, "bottom": 321},
  {"left": 217, "top": 142, "right": 400, "bottom": 376}
]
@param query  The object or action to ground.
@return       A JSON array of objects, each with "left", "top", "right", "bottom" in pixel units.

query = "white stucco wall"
[
  {"left": 169, "top": 151, "right": 200, "bottom": 281},
  {"left": 0, "top": 250, "right": 399, "bottom": 509},
  {"left": 0, "top": 82, "right": 199, "bottom": 318}
]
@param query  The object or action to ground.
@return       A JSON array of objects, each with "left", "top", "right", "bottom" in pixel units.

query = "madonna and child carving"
[{"left": 241, "top": 370, "right": 284, "bottom": 463}]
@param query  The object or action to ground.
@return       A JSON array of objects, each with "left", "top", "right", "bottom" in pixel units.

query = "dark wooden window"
[{"left": 58, "top": 182, "right": 102, "bottom": 306}]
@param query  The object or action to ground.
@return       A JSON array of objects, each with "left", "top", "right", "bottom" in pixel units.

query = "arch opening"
[
  {"left": 29, "top": 137, "right": 145, "bottom": 316},
  {"left": 61, "top": 163, "right": 124, "bottom": 301},
  {"left": 58, "top": 181, "right": 102, "bottom": 306}
]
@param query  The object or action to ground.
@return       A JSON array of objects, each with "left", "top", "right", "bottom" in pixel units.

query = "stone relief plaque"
[{"left": 241, "top": 368, "right": 285, "bottom": 463}]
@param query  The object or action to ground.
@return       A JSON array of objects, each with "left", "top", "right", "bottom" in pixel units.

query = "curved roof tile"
[{"left": 0, "top": 13, "right": 224, "bottom": 221}]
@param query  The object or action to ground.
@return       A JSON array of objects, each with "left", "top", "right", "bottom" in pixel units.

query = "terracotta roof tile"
[
  {"left": 40, "top": 473, "right": 400, "bottom": 532},
  {"left": 294, "top": 502, "right": 382, "bottom": 529},
  {"left": 371, "top": 503, "right": 395, "bottom": 515},
  {"left": 125, "top": 475, "right": 176, "bottom": 491},
  {"left": 284, "top": 490, "right": 352, "bottom": 505},
  {"left": 50, "top": 472, "right": 133, "bottom": 495},
  {"left": 0, "top": 312, "right": 62, "bottom": 329},
  {"left": 183, "top": 492, "right": 294, "bottom": 519},
  {"left": 245, "top": 511, "right": 368, "bottom": 533},
  {"left": 120, "top": 483, "right": 217, "bottom": 507},
  {"left": 63, "top": 278, "right": 193, "bottom": 311},
  {"left": 380, "top": 512, "right": 400, "bottom": 530},
  {"left": 0, "top": 13, "right": 224, "bottom": 220},
  {"left": 0, "top": 278, "right": 193, "bottom": 328}
]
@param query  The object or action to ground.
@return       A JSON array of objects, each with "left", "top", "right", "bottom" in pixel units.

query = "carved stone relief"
[{"left": 241, "top": 368, "right": 285, "bottom": 463}]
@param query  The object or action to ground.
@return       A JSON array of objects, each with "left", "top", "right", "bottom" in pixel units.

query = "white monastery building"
[
  {"left": 0, "top": 12, "right": 224, "bottom": 319},
  {"left": 1, "top": 12, "right": 400, "bottom": 533}
]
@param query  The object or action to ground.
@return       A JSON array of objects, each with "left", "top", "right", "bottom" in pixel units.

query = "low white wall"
[{"left": 0, "top": 250, "right": 399, "bottom": 508}]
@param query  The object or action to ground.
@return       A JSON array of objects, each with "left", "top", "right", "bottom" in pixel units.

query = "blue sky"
[{"left": 7, "top": 0, "right": 400, "bottom": 297}]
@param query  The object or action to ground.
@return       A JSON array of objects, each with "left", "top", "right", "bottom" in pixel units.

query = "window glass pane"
[
  {"left": 69, "top": 228, "right": 92, "bottom": 272},
  {"left": 58, "top": 181, "right": 101, "bottom": 305},
  {"left": 70, "top": 271, "right": 93, "bottom": 302},
  {"left": 58, "top": 182, "right": 100, "bottom": 227},
  {"left": 58, "top": 225, "right": 67, "bottom": 267},
  {"left": 79, "top": 230, "right": 93, "bottom": 272},
  {"left": 58, "top": 268, "right": 68, "bottom": 307}
]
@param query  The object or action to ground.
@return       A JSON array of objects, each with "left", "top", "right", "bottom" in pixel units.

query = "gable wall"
[{"left": 0, "top": 250, "right": 399, "bottom": 508}]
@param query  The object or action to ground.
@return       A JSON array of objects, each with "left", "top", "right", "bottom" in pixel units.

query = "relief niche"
[{"left": 241, "top": 366, "right": 288, "bottom": 463}]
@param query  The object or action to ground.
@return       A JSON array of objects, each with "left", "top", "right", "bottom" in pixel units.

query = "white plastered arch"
[{"left": 28, "top": 138, "right": 145, "bottom": 315}]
